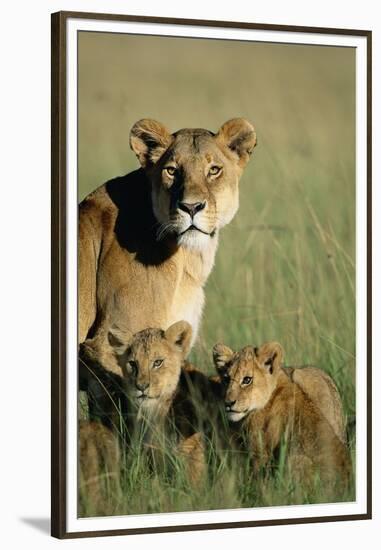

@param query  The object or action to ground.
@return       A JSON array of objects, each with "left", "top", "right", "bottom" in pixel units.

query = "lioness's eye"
[
  {"left": 209, "top": 165, "right": 222, "bottom": 177},
  {"left": 242, "top": 376, "right": 253, "bottom": 386},
  {"left": 164, "top": 166, "right": 176, "bottom": 177},
  {"left": 153, "top": 359, "right": 164, "bottom": 369},
  {"left": 223, "top": 374, "right": 230, "bottom": 384}
]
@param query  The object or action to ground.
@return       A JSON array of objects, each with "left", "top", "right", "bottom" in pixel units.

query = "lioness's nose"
[
  {"left": 225, "top": 399, "right": 236, "bottom": 409},
  {"left": 136, "top": 381, "right": 149, "bottom": 392},
  {"left": 178, "top": 201, "right": 206, "bottom": 218}
]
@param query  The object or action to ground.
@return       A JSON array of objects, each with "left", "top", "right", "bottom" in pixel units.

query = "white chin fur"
[
  {"left": 220, "top": 204, "right": 238, "bottom": 228},
  {"left": 227, "top": 411, "right": 247, "bottom": 422},
  {"left": 137, "top": 397, "right": 159, "bottom": 415},
  {"left": 177, "top": 230, "right": 211, "bottom": 250}
]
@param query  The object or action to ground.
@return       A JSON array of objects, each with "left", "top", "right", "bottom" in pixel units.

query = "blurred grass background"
[{"left": 78, "top": 32, "right": 356, "bottom": 514}]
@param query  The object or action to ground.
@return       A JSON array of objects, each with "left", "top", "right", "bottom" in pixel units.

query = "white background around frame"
[
  {"left": 65, "top": 16, "right": 367, "bottom": 535},
  {"left": 0, "top": 1, "right": 379, "bottom": 549}
]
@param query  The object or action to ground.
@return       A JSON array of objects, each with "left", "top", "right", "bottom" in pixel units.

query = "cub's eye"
[
  {"left": 163, "top": 166, "right": 176, "bottom": 177},
  {"left": 208, "top": 165, "right": 222, "bottom": 177},
  {"left": 242, "top": 376, "right": 253, "bottom": 386},
  {"left": 152, "top": 359, "right": 164, "bottom": 369}
]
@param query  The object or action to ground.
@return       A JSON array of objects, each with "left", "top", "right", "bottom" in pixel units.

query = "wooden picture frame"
[{"left": 51, "top": 10, "right": 372, "bottom": 539}]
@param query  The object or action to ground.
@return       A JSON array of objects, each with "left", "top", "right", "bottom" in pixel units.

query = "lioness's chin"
[
  {"left": 177, "top": 229, "right": 213, "bottom": 250},
  {"left": 227, "top": 411, "right": 247, "bottom": 422}
]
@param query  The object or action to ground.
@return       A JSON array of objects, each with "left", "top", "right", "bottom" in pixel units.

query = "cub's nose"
[
  {"left": 178, "top": 201, "right": 206, "bottom": 218},
  {"left": 225, "top": 399, "right": 236, "bottom": 410},
  {"left": 136, "top": 381, "right": 149, "bottom": 392}
]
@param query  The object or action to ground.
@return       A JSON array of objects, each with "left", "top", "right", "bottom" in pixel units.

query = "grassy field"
[{"left": 78, "top": 32, "right": 356, "bottom": 516}]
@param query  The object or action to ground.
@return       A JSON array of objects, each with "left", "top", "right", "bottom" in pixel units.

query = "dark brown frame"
[{"left": 51, "top": 10, "right": 372, "bottom": 539}]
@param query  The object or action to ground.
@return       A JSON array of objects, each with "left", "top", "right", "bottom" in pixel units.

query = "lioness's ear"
[
  {"left": 108, "top": 326, "right": 132, "bottom": 359},
  {"left": 256, "top": 342, "right": 284, "bottom": 375},
  {"left": 216, "top": 118, "right": 257, "bottom": 168},
  {"left": 165, "top": 321, "right": 192, "bottom": 357},
  {"left": 130, "top": 119, "right": 173, "bottom": 168},
  {"left": 213, "top": 343, "right": 235, "bottom": 375}
]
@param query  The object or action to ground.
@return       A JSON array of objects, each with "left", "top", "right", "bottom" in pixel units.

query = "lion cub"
[
  {"left": 79, "top": 421, "right": 121, "bottom": 516},
  {"left": 213, "top": 341, "right": 351, "bottom": 492},
  {"left": 109, "top": 321, "right": 220, "bottom": 485}
]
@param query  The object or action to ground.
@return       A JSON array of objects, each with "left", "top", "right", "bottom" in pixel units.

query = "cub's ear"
[
  {"left": 130, "top": 119, "right": 173, "bottom": 168},
  {"left": 108, "top": 326, "right": 132, "bottom": 360},
  {"left": 255, "top": 341, "right": 284, "bottom": 375},
  {"left": 212, "top": 343, "right": 235, "bottom": 375},
  {"left": 216, "top": 118, "right": 257, "bottom": 168},
  {"left": 165, "top": 321, "right": 192, "bottom": 357}
]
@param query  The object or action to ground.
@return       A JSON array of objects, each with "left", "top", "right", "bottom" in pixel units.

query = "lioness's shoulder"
[
  {"left": 80, "top": 169, "right": 149, "bottom": 213},
  {"left": 79, "top": 180, "right": 115, "bottom": 217},
  {"left": 79, "top": 170, "right": 154, "bottom": 242},
  {"left": 79, "top": 182, "right": 116, "bottom": 239}
]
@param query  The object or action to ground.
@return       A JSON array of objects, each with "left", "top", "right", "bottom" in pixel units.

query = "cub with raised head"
[
  {"left": 213, "top": 341, "right": 351, "bottom": 494},
  {"left": 110, "top": 321, "right": 221, "bottom": 485}
]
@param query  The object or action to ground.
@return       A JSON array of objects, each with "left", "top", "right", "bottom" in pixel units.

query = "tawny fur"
[
  {"left": 285, "top": 365, "right": 346, "bottom": 443},
  {"left": 79, "top": 421, "right": 121, "bottom": 515},
  {"left": 110, "top": 321, "right": 221, "bottom": 486},
  {"left": 79, "top": 118, "right": 256, "bottom": 378},
  {"left": 214, "top": 342, "right": 351, "bottom": 493}
]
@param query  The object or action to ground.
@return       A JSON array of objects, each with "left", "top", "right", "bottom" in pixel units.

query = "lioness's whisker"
[{"left": 156, "top": 222, "right": 175, "bottom": 241}]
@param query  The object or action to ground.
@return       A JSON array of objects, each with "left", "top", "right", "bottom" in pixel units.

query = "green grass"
[
  {"left": 78, "top": 400, "right": 355, "bottom": 517},
  {"left": 78, "top": 32, "right": 356, "bottom": 516}
]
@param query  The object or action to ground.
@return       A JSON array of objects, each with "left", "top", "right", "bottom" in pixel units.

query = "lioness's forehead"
[
  {"left": 231, "top": 346, "right": 256, "bottom": 374},
  {"left": 170, "top": 129, "right": 221, "bottom": 158},
  {"left": 173, "top": 128, "right": 215, "bottom": 139}
]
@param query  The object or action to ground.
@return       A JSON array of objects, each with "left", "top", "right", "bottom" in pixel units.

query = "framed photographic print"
[{"left": 51, "top": 11, "right": 372, "bottom": 539}]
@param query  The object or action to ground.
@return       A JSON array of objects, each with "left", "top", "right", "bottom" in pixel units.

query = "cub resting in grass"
[
  {"left": 79, "top": 421, "right": 121, "bottom": 516},
  {"left": 213, "top": 341, "right": 352, "bottom": 493},
  {"left": 109, "top": 320, "right": 221, "bottom": 485}
]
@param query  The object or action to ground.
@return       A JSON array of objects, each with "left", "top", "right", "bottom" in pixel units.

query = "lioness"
[
  {"left": 79, "top": 118, "right": 257, "bottom": 382},
  {"left": 109, "top": 321, "right": 221, "bottom": 485},
  {"left": 213, "top": 341, "right": 351, "bottom": 493}
]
